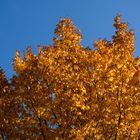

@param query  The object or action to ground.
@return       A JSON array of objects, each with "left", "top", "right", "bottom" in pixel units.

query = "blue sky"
[{"left": 0, "top": 0, "right": 140, "bottom": 78}]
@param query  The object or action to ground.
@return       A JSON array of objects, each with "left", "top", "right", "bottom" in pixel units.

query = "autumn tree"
[
  {"left": 0, "top": 15, "right": 140, "bottom": 139},
  {"left": 0, "top": 68, "right": 17, "bottom": 139}
]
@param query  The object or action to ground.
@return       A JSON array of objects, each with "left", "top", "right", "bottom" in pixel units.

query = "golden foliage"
[{"left": 0, "top": 15, "right": 140, "bottom": 139}]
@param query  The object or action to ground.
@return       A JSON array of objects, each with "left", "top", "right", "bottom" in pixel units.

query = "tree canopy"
[{"left": 0, "top": 15, "right": 140, "bottom": 140}]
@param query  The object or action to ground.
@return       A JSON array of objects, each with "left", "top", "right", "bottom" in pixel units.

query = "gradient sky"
[{"left": 1, "top": 0, "right": 140, "bottom": 78}]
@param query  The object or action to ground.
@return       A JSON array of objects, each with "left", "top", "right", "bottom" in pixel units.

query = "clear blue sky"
[{"left": 1, "top": 0, "right": 140, "bottom": 78}]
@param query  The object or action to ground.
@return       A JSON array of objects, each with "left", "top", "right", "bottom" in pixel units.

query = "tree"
[{"left": 0, "top": 15, "right": 140, "bottom": 139}]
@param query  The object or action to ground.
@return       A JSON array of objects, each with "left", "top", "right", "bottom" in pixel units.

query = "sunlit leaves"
[{"left": 0, "top": 16, "right": 140, "bottom": 139}]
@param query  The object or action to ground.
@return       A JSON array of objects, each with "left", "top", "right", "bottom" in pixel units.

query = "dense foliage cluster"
[{"left": 0, "top": 16, "right": 140, "bottom": 139}]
